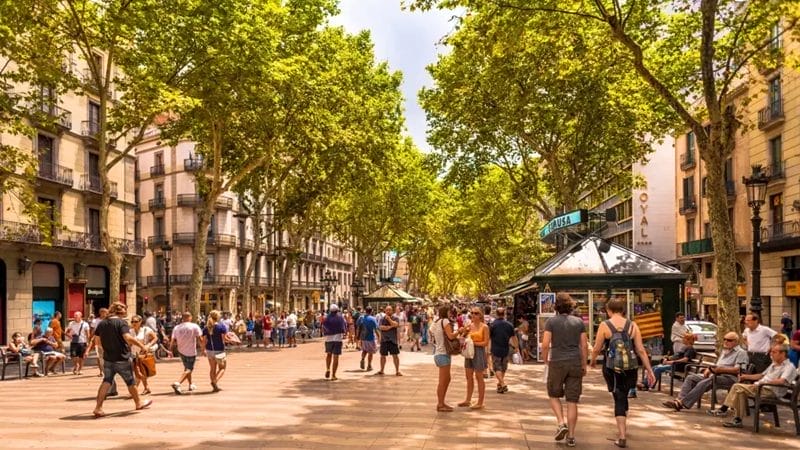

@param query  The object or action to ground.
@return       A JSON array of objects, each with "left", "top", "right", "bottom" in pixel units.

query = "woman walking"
[
  {"left": 458, "top": 307, "right": 490, "bottom": 409},
  {"left": 277, "top": 312, "right": 289, "bottom": 348},
  {"left": 203, "top": 310, "right": 227, "bottom": 392},
  {"left": 130, "top": 315, "right": 158, "bottom": 395},
  {"left": 590, "top": 298, "right": 655, "bottom": 448},
  {"left": 431, "top": 305, "right": 458, "bottom": 411}
]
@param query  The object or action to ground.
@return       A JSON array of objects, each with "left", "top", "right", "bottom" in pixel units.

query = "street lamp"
[
  {"left": 350, "top": 277, "right": 364, "bottom": 308},
  {"left": 161, "top": 241, "right": 174, "bottom": 319},
  {"left": 743, "top": 165, "right": 769, "bottom": 314},
  {"left": 322, "top": 269, "right": 337, "bottom": 310}
]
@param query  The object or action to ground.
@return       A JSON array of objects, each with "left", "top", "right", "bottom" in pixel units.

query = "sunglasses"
[
  {"left": 131, "top": 320, "right": 141, "bottom": 323},
  {"left": 723, "top": 338, "right": 737, "bottom": 342}
]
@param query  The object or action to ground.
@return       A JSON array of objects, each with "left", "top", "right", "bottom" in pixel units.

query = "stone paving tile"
[{"left": 1, "top": 341, "right": 799, "bottom": 449}]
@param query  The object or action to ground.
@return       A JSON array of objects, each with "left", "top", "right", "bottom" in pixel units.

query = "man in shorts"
[
  {"left": 170, "top": 312, "right": 203, "bottom": 394},
  {"left": 378, "top": 305, "right": 402, "bottom": 376},
  {"left": 66, "top": 311, "right": 90, "bottom": 375},
  {"left": 541, "top": 293, "right": 587, "bottom": 447},
  {"left": 92, "top": 302, "right": 152, "bottom": 418},
  {"left": 489, "top": 307, "right": 517, "bottom": 393},
  {"left": 322, "top": 304, "right": 347, "bottom": 380},
  {"left": 357, "top": 306, "right": 379, "bottom": 371}
]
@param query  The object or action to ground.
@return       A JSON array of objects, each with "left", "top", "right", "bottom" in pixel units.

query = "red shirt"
[{"left": 262, "top": 315, "right": 272, "bottom": 331}]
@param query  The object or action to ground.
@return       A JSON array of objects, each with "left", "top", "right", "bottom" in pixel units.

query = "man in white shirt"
[
  {"left": 66, "top": 311, "right": 90, "bottom": 375},
  {"left": 714, "top": 343, "right": 797, "bottom": 428},
  {"left": 671, "top": 313, "right": 688, "bottom": 354},
  {"left": 170, "top": 312, "right": 203, "bottom": 395},
  {"left": 743, "top": 313, "right": 777, "bottom": 373},
  {"left": 287, "top": 311, "right": 298, "bottom": 348}
]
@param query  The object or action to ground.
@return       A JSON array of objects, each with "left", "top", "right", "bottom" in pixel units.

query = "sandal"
[
  {"left": 457, "top": 401, "right": 471, "bottom": 407},
  {"left": 136, "top": 399, "right": 153, "bottom": 410},
  {"left": 436, "top": 405, "right": 454, "bottom": 412},
  {"left": 469, "top": 403, "right": 484, "bottom": 410},
  {"left": 93, "top": 411, "right": 106, "bottom": 419}
]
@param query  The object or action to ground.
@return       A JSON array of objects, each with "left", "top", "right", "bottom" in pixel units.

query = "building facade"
[{"left": 0, "top": 54, "right": 142, "bottom": 344}]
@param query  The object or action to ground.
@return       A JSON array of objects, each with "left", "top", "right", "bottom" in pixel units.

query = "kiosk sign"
[{"left": 539, "top": 209, "right": 588, "bottom": 239}]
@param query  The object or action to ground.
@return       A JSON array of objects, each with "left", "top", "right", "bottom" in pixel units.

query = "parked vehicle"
[{"left": 686, "top": 320, "right": 718, "bottom": 351}]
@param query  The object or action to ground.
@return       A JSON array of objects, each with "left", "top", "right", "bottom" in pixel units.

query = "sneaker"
[
  {"left": 501, "top": 385, "right": 509, "bottom": 393},
  {"left": 554, "top": 424, "right": 569, "bottom": 441},
  {"left": 723, "top": 418, "right": 743, "bottom": 428},
  {"left": 566, "top": 437, "right": 576, "bottom": 447},
  {"left": 188, "top": 384, "right": 197, "bottom": 392},
  {"left": 171, "top": 382, "right": 182, "bottom": 395},
  {"left": 707, "top": 408, "right": 729, "bottom": 417},
  {"left": 366, "top": 366, "right": 373, "bottom": 371}
]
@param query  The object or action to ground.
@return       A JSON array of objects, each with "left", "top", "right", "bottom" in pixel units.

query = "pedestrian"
[
  {"left": 49, "top": 311, "right": 63, "bottom": 351},
  {"left": 357, "top": 306, "right": 378, "bottom": 371},
  {"left": 743, "top": 313, "right": 777, "bottom": 373},
  {"left": 322, "top": 304, "right": 347, "bottom": 380},
  {"left": 86, "top": 308, "right": 108, "bottom": 378},
  {"left": 484, "top": 304, "right": 495, "bottom": 378},
  {"left": 91, "top": 302, "right": 152, "bottom": 418},
  {"left": 541, "top": 294, "right": 587, "bottom": 447},
  {"left": 253, "top": 314, "right": 264, "bottom": 348},
  {"left": 457, "top": 307, "right": 489, "bottom": 410},
  {"left": 130, "top": 315, "right": 158, "bottom": 395},
  {"left": 277, "top": 312, "right": 288, "bottom": 348},
  {"left": 670, "top": 312, "right": 687, "bottom": 354},
  {"left": 378, "top": 305, "right": 403, "bottom": 376},
  {"left": 202, "top": 310, "right": 227, "bottom": 392},
  {"left": 262, "top": 310, "right": 273, "bottom": 347},
  {"left": 590, "top": 298, "right": 655, "bottom": 448},
  {"left": 144, "top": 311, "right": 158, "bottom": 333},
  {"left": 66, "top": 311, "right": 90, "bottom": 375},
  {"left": 489, "top": 307, "right": 518, "bottom": 394},
  {"left": 431, "top": 305, "right": 458, "bottom": 412},
  {"left": 781, "top": 312, "right": 793, "bottom": 340},
  {"left": 407, "top": 307, "right": 422, "bottom": 351},
  {"left": 170, "top": 311, "right": 203, "bottom": 394}
]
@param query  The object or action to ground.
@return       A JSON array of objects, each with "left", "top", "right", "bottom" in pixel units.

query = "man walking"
[
  {"left": 66, "top": 311, "right": 90, "bottom": 375},
  {"left": 489, "top": 307, "right": 517, "bottom": 393},
  {"left": 357, "top": 306, "right": 379, "bottom": 371},
  {"left": 287, "top": 310, "right": 298, "bottom": 348},
  {"left": 91, "top": 302, "right": 152, "bottom": 418},
  {"left": 323, "top": 304, "right": 347, "bottom": 380},
  {"left": 542, "top": 293, "right": 588, "bottom": 447},
  {"left": 378, "top": 305, "right": 402, "bottom": 376},
  {"left": 170, "top": 312, "right": 203, "bottom": 394},
  {"left": 670, "top": 312, "right": 688, "bottom": 354}
]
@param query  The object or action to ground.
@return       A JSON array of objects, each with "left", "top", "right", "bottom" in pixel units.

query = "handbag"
[
  {"left": 511, "top": 351, "right": 522, "bottom": 365},
  {"left": 440, "top": 320, "right": 461, "bottom": 355},
  {"left": 209, "top": 329, "right": 227, "bottom": 366},
  {"left": 138, "top": 352, "right": 157, "bottom": 377},
  {"left": 461, "top": 337, "right": 475, "bottom": 359}
]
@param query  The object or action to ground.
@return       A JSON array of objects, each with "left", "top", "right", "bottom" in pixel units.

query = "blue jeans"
[
  {"left": 421, "top": 323, "right": 429, "bottom": 344},
  {"left": 278, "top": 329, "right": 287, "bottom": 346},
  {"left": 652, "top": 364, "right": 672, "bottom": 385}
]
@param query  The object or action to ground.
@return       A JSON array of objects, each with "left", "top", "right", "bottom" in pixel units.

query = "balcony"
[
  {"left": 177, "top": 194, "right": 201, "bottom": 207},
  {"left": 208, "top": 233, "right": 237, "bottom": 247},
  {"left": 147, "top": 235, "right": 168, "bottom": 249},
  {"left": 150, "top": 164, "right": 165, "bottom": 177},
  {"left": 80, "top": 174, "right": 118, "bottom": 198},
  {"left": 679, "top": 152, "right": 696, "bottom": 171},
  {"left": 758, "top": 99, "right": 785, "bottom": 130},
  {"left": 168, "top": 274, "right": 240, "bottom": 286},
  {"left": 113, "top": 238, "right": 146, "bottom": 257},
  {"left": 148, "top": 197, "right": 166, "bottom": 211},
  {"left": 300, "top": 252, "right": 323, "bottom": 262},
  {"left": 678, "top": 238, "right": 714, "bottom": 257},
  {"left": 215, "top": 197, "right": 233, "bottom": 210},
  {"left": 80, "top": 120, "right": 99, "bottom": 138},
  {"left": 0, "top": 220, "right": 43, "bottom": 244},
  {"left": 678, "top": 196, "right": 697, "bottom": 215},
  {"left": 81, "top": 68, "right": 105, "bottom": 92},
  {"left": 37, "top": 161, "right": 74, "bottom": 187},
  {"left": 184, "top": 158, "right": 204, "bottom": 171},
  {"left": 769, "top": 160, "right": 786, "bottom": 181},
  {"left": 240, "top": 239, "right": 255, "bottom": 251},
  {"left": 56, "top": 229, "right": 102, "bottom": 251},
  {"left": 761, "top": 220, "right": 800, "bottom": 253},
  {"left": 27, "top": 101, "right": 72, "bottom": 131},
  {"left": 0, "top": 220, "right": 143, "bottom": 255}
]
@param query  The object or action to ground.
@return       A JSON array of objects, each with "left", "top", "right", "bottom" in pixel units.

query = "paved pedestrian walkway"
[{"left": 1, "top": 341, "right": 798, "bottom": 449}]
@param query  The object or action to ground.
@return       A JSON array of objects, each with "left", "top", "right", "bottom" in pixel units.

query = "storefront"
[
  {"left": 86, "top": 266, "right": 109, "bottom": 316},
  {"left": 498, "top": 237, "right": 687, "bottom": 360},
  {"left": 32, "top": 262, "right": 64, "bottom": 329}
]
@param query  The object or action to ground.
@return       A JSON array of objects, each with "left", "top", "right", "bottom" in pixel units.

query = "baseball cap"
[{"left": 329, "top": 304, "right": 339, "bottom": 312}]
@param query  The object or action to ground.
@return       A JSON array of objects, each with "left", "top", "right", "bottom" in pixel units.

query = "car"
[{"left": 686, "top": 320, "right": 718, "bottom": 352}]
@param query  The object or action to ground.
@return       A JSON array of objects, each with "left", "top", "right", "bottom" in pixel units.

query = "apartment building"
[
  {"left": 135, "top": 133, "right": 355, "bottom": 315},
  {"left": 0, "top": 55, "right": 142, "bottom": 344},
  {"left": 674, "top": 25, "right": 800, "bottom": 327}
]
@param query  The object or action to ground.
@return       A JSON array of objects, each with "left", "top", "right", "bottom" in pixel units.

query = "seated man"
[
  {"left": 651, "top": 333, "right": 697, "bottom": 387},
  {"left": 31, "top": 327, "right": 67, "bottom": 375},
  {"left": 7, "top": 332, "right": 43, "bottom": 377},
  {"left": 708, "top": 342, "right": 796, "bottom": 428},
  {"left": 663, "top": 331, "right": 748, "bottom": 411}
]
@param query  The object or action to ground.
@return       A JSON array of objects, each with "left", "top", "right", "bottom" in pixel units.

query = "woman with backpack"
[
  {"left": 430, "top": 305, "right": 459, "bottom": 411},
  {"left": 590, "top": 298, "right": 655, "bottom": 448}
]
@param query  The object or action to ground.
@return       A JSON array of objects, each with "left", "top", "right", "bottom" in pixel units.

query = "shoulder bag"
[
  {"left": 210, "top": 327, "right": 227, "bottom": 366},
  {"left": 440, "top": 319, "right": 462, "bottom": 355}
]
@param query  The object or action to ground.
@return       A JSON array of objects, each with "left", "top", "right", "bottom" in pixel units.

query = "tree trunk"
[
  {"left": 241, "top": 210, "right": 263, "bottom": 318},
  {"left": 189, "top": 205, "right": 213, "bottom": 319},
  {"left": 280, "top": 255, "right": 296, "bottom": 312}
]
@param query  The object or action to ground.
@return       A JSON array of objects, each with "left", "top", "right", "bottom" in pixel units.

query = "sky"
[{"left": 331, "top": 0, "right": 457, "bottom": 153}]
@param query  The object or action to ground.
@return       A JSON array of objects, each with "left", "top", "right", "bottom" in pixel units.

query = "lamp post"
[
  {"left": 743, "top": 165, "right": 769, "bottom": 314},
  {"left": 322, "top": 269, "right": 337, "bottom": 311},
  {"left": 161, "top": 241, "right": 173, "bottom": 319},
  {"left": 350, "top": 277, "right": 364, "bottom": 308}
]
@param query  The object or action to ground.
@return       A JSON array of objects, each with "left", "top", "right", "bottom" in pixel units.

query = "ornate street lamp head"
[{"left": 743, "top": 164, "right": 769, "bottom": 208}]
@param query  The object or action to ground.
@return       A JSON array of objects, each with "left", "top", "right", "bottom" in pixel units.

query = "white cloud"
[{"left": 331, "top": 0, "right": 457, "bottom": 152}]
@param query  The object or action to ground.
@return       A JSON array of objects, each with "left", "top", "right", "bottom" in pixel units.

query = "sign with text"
[{"left": 539, "top": 209, "right": 588, "bottom": 239}]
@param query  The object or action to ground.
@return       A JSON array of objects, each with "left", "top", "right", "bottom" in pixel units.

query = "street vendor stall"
[
  {"left": 495, "top": 236, "right": 687, "bottom": 360},
  {"left": 361, "top": 285, "right": 419, "bottom": 310}
]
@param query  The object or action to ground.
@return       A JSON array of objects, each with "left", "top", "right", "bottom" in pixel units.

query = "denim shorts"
[
  {"left": 434, "top": 354, "right": 451, "bottom": 367},
  {"left": 103, "top": 360, "right": 136, "bottom": 386},
  {"left": 180, "top": 354, "right": 196, "bottom": 371}
]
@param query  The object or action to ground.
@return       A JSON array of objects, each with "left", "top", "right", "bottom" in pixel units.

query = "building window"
[
  {"left": 682, "top": 176, "right": 695, "bottom": 199},
  {"left": 37, "top": 134, "right": 55, "bottom": 164},
  {"left": 686, "top": 132, "right": 695, "bottom": 160},
  {"left": 703, "top": 222, "right": 711, "bottom": 239},
  {"left": 613, "top": 198, "right": 632, "bottom": 222},
  {"left": 770, "top": 21, "right": 783, "bottom": 51},
  {"left": 687, "top": 218, "right": 696, "bottom": 242},
  {"left": 769, "top": 135, "right": 782, "bottom": 174},
  {"left": 769, "top": 77, "right": 781, "bottom": 114},
  {"left": 154, "top": 216, "right": 164, "bottom": 237},
  {"left": 704, "top": 262, "right": 713, "bottom": 279},
  {"left": 155, "top": 183, "right": 164, "bottom": 201},
  {"left": 771, "top": 193, "right": 783, "bottom": 234},
  {"left": 88, "top": 101, "right": 100, "bottom": 125}
]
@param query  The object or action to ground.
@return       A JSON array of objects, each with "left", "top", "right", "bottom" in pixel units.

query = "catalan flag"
[{"left": 635, "top": 312, "right": 664, "bottom": 339}]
